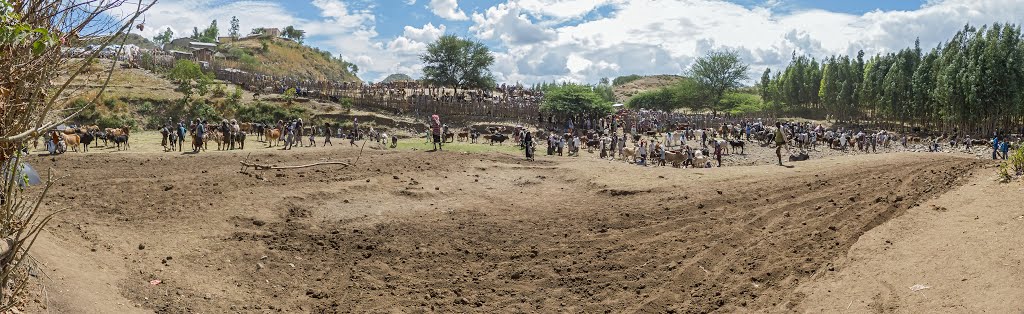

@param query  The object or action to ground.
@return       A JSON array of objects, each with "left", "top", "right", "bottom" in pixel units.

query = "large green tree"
[
  {"left": 420, "top": 35, "right": 495, "bottom": 92},
  {"left": 689, "top": 50, "right": 749, "bottom": 113},
  {"left": 540, "top": 84, "right": 614, "bottom": 121}
]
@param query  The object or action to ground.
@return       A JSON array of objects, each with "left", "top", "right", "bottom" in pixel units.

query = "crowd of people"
[{"left": 514, "top": 109, "right": 1022, "bottom": 168}]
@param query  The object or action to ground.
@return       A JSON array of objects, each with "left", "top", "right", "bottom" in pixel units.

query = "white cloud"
[
  {"left": 402, "top": 23, "right": 446, "bottom": 43},
  {"left": 469, "top": 0, "right": 1024, "bottom": 85},
  {"left": 428, "top": 0, "right": 468, "bottom": 21},
  {"left": 470, "top": 2, "right": 556, "bottom": 46},
  {"left": 122, "top": 0, "right": 1024, "bottom": 85},
  {"left": 514, "top": 0, "right": 625, "bottom": 22}
]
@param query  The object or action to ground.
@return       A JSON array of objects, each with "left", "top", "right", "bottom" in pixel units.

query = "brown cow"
[
  {"left": 265, "top": 128, "right": 281, "bottom": 147},
  {"left": 64, "top": 133, "right": 81, "bottom": 152}
]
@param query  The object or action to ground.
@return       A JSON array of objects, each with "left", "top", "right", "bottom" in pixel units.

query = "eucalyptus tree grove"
[{"left": 762, "top": 23, "right": 1024, "bottom": 136}]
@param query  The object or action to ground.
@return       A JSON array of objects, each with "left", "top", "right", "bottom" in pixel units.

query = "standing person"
[
  {"left": 323, "top": 123, "right": 333, "bottom": 146},
  {"left": 1000, "top": 138, "right": 1010, "bottom": 160},
  {"left": 992, "top": 135, "right": 1000, "bottom": 160},
  {"left": 600, "top": 135, "right": 608, "bottom": 159},
  {"left": 524, "top": 129, "right": 534, "bottom": 161},
  {"left": 177, "top": 122, "right": 187, "bottom": 152},
  {"left": 700, "top": 129, "right": 708, "bottom": 148},
  {"left": 547, "top": 133, "right": 555, "bottom": 155},
  {"left": 308, "top": 125, "right": 316, "bottom": 147},
  {"left": 714, "top": 140, "right": 723, "bottom": 167},
  {"left": 657, "top": 142, "right": 666, "bottom": 166},
  {"left": 349, "top": 128, "right": 357, "bottom": 147},
  {"left": 556, "top": 135, "right": 564, "bottom": 156},
  {"left": 609, "top": 133, "right": 618, "bottom": 159},
  {"left": 637, "top": 140, "right": 647, "bottom": 166},
  {"left": 774, "top": 122, "right": 788, "bottom": 166},
  {"left": 430, "top": 114, "right": 443, "bottom": 151},
  {"left": 572, "top": 134, "right": 581, "bottom": 157},
  {"left": 295, "top": 118, "right": 305, "bottom": 147},
  {"left": 193, "top": 118, "right": 205, "bottom": 153}
]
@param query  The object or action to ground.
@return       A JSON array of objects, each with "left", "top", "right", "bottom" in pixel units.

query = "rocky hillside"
[
  {"left": 219, "top": 37, "right": 360, "bottom": 83},
  {"left": 613, "top": 75, "right": 685, "bottom": 102}
]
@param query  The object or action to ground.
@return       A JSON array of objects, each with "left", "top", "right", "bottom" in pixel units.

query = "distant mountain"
[{"left": 381, "top": 73, "right": 414, "bottom": 83}]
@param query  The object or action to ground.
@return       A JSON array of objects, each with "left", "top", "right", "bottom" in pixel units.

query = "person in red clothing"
[{"left": 430, "top": 114, "right": 442, "bottom": 151}]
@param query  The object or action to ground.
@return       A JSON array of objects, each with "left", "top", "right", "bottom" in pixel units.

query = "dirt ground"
[{"left": 15, "top": 141, "right": 1018, "bottom": 313}]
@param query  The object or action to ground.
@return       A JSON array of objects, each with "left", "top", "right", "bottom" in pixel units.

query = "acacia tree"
[
  {"left": 689, "top": 50, "right": 749, "bottom": 114},
  {"left": 0, "top": 0, "right": 153, "bottom": 309},
  {"left": 540, "top": 84, "right": 613, "bottom": 123},
  {"left": 420, "top": 35, "right": 495, "bottom": 93}
]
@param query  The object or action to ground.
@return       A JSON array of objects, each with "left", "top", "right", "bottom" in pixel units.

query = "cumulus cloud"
[
  {"left": 470, "top": 2, "right": 556, "bottom": 46},
  {"left": 469, "top": 0, "right": 1024, "bottom": 84},
  {"left": 428, "top": 0, "right": 468, "bottom": 21}
]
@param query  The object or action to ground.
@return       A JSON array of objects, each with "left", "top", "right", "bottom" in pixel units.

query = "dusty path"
[
  {"left": 19, "top": 148, "right": 989, "bottom": 313},
  {"left": 795, "top": 172, "right": 1024, "bottom": 313}
]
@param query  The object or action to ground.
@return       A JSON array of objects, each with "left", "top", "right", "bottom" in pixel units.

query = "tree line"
[{"left": 762, "top": 23, "right": 1024, "bottom": 136}]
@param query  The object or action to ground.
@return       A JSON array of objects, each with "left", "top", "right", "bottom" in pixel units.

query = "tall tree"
[
  {"left": 420, "top": 35, "right": 496, "bottom": 93},
  {"left": 229, "top": 16, "right": 240, "bottom": 39},
  {"left": 690, "top": 50, "right": 749, "bottom": 113},
  {"left": 759, "top": 68, "right": 771, "bottom": 103},
  {"left": 152, "top": 27, "right": 174, "bottom": 48}
]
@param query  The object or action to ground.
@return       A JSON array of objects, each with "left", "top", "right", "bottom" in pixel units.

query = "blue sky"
[{"left": 129, "top": 0, "right": 1024, "bottom": 84}]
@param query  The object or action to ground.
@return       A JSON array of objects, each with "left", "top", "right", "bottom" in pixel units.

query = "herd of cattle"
[{"left": 40, "top": 125, "right": 131, "bottom": 154}]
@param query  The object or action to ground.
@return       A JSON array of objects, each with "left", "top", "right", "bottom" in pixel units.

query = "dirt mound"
[
  {"left": 614, "top": 75, "right": 686, "bottom": 102},
  {"left": 27, "top": 148, "right": 984, "bottom": 313}
]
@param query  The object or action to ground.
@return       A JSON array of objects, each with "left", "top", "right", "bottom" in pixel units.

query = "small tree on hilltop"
[{"left": 421, "top": 35, "right": 495, "bottom": 93}]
